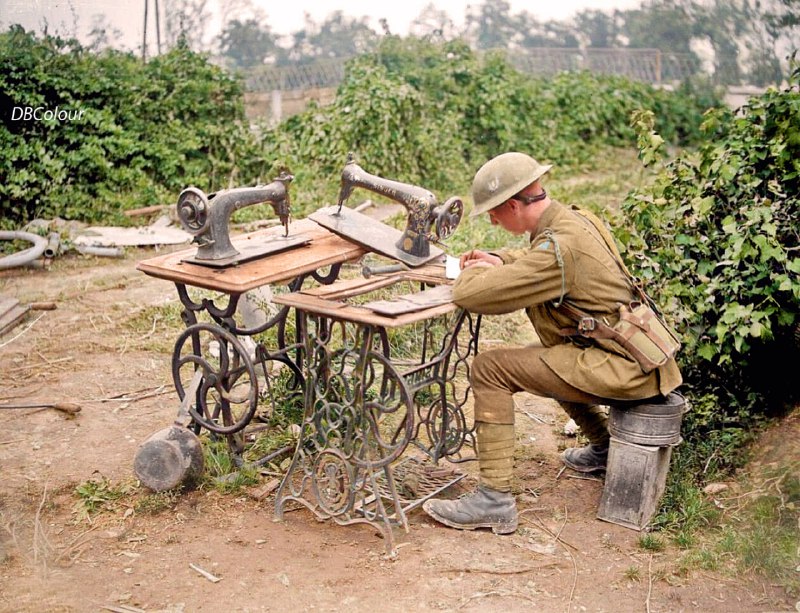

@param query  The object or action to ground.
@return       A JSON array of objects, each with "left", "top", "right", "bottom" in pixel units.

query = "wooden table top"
[{"left": 136, "top": 219, "right": 367, "bottom": 294}]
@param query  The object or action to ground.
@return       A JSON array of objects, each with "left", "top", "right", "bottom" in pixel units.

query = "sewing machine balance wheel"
[
  {"left": 171, "top": 323, "right": 259, "bottom": 435},
  {"left": 176, "top": 186, "right": 209, "bottom": 234},
  {"left": 434, "top": 197, "right": 463, "bottom": 241}
]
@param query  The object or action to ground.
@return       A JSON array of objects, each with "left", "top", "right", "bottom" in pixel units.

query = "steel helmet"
[{"left": 470, "top": 152, "right": 553, "bottom": 217}]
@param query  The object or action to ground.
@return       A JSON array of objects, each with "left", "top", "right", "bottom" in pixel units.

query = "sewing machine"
[
  {"left": 310, "top": 155, "right": 464, "bottom": 266},
  {"left": 176, "top": 171, "right": 310, "bottom": 267}
]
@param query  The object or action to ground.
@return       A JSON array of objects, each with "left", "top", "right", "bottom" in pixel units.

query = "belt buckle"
[{"left": 578, "top": 317, "right": 596, "bottom": 334}]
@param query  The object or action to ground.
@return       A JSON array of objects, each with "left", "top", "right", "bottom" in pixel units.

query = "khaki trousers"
[{"left": 471, "top": 346, "right": 611, "bottom": 446}]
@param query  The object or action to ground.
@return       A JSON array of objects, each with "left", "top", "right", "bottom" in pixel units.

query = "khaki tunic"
[{"left": 453, "top": 200, "right": 682, "bottom": 400}]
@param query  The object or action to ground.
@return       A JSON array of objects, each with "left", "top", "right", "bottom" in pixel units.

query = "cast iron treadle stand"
[
  {"left": 169, "top": 265, "right": 342, "bottom": 462},
  {"left": 136, "top": 217, "right": 367, "bottom": 470},
  {"left": 273, "top": 285, "right": 481, "bottom": 556}
]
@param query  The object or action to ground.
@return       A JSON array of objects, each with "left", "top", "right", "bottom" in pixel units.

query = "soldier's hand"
[{"left": 460, "top": 250, "right": 502, "bottom": 269}]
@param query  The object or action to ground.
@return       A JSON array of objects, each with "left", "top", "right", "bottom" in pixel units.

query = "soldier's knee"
[{"left": 472, "top": 351, "right": 499, "bottom": 386}]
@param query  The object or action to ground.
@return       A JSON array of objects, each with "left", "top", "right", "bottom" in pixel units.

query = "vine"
[{"left": 621, "top": 57, "right": 800, "bottom": 489}]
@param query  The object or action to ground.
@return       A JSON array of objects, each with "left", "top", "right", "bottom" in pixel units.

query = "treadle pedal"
[{"left": 374, "top": 457, "right": 466, "bottom": 513}]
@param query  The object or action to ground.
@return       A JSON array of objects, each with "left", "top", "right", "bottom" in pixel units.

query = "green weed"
[
  {"left": 638, "top": 534, "right": 666, "bottom": 552},
  {"left": 717, "top": 467, "right": 800, "bottom": 595},
  {"left": 201, "top": 436, "right": 260, "bottom": 494},
  {"left": 623, "top": 565, "right": 641, "bottom": 582},
  {"left": 134, "top": 489, "right": 182, "bottom": 515},
  {"left": 122, "top": 301, "right": 186, "bottom": 352},
  {"left": 73, "top": 475, "right": 133, "bottom": 521}
]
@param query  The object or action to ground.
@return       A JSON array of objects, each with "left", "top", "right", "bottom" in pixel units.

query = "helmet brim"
[{"left": 469, "top": 163, "right": 552, "bottom": 217}]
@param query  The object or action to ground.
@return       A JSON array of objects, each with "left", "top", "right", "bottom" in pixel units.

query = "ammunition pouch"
[{"left": 558, "top": 301, "right": 681, "bottom": 373}]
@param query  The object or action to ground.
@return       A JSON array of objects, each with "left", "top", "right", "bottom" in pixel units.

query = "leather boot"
[
  {"left": 561, "top": 443, "right": 608, "bottom": 473},
  {"left": 422, "top": 485, "right": 518, "bottom": 534}
]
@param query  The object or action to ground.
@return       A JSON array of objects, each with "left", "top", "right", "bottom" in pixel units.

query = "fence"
[
  {"left": 505, "top": 48, "right": 701, "bottom": 86},
  {"left": 246, "top": 58, "right": 347, "bottom": 93},
  {"left": 242, "top": 48, "right": 748, "bottom": 124},
  {"left": 244, "top": 48, "right": 707, "bottom": 94}
]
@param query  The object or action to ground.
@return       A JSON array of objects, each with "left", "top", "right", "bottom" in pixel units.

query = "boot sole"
[{"left": 422, "top": 501, "right": 518, "bottom": 535}]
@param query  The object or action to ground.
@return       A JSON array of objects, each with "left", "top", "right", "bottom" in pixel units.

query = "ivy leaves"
[
  {"left": 0, "top": 27, "right": 262, "bottom": 226},
  {"left": 622, "top": 59, "right": 800, "bottom": 416}
]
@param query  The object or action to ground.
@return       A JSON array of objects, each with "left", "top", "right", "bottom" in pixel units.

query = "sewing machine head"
[
  {"left": 335, "top": 154, "right": 463, "bottom": 260},
  {"left": 177, "top": 171, "right": 295, "bottom": 263}
]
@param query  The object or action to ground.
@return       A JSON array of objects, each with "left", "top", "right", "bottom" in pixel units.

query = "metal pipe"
[
  {"left": 361, "top": 263, "right": 405, "bottom": 278},
  {"left": 74, "top": 244, "right": 124, "bottom": 258},
  {"left": 43, "top": 232, "right": 60, "bottom": 258},
  {"left": 0, "top": 231, "right": 48, "bottom": 270}
]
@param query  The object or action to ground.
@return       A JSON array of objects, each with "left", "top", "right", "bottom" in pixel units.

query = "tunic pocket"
[{"left": 577, "top": 346, "right": 610, "bottom": 371}]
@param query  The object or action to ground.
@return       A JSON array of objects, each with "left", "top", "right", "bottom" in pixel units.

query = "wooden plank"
[
  {"left": 363, "top": 285, "right": 453, "bottom": 316},
  {"left": 136, "top": 219, "right": 366, "bottom": 293},
  {"left": 301, "top": 275, "right": 398, "bottom": 299},
  {"left": 310, "top": 206, "right": 444, "bottom": 267},
  {"left": 180, "top": 234, "right": 311, "bottom": 268},
  {"left": 0, "top": 304, "right": 30, "bottom": 336},
  {"left": 274, "top": 290, "right": 457, "bottom": 328}
]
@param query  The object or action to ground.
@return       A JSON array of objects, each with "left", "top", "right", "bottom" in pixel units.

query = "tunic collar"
[{"left": 529, "top": 200, "right": 566, "bottom": 243}]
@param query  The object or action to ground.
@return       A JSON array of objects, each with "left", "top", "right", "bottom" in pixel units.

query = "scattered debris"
[
  {"left": 0, "top": 401, "right": 80, "bottom": 416},
  {"left": 248, "top": 478, "right": 281, "bottom": 501},
  {"left": 563, "top": 418, "right": 580, "bottom": 436},
  {"left": 73, "top": 216, "right": 191, "bottom": 248},
  {"left": 0, "top": 297, "right": 30, "bottom": 335},
  {"left": 0, "top": 296, "right": 57, "bottom": 343},
  {"left": 703, "top": 482, "right": 730, "bottom": 495},
  {"left": 189, "top": 563, "right": 221, "bottom": 583},
  {"left": 101, "top": 605, "right": 146, "bottom": 613},
  {"left": 123, "top": 204, "right": 170, "bottom": 218},
  {"left": 0, "top": 230, "right": 48, "bottom": 269}
]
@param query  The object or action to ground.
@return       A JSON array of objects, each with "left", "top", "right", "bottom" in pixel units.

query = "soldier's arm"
[{"left": 452, "top": 243, "right": 574, "bottom": 314}]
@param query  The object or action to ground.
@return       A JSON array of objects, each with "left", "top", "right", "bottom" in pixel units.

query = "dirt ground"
[{"left": 0, "top": 244, "right": 796, "bottom": 613}]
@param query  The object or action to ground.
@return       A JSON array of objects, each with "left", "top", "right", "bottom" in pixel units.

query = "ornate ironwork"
[
  {"left": 172, "top": 322, "right": 259, "bottom": 436},
  {"left": 168, "top": 266, "right": 344, "bottom": 463},
  {"left": 275, "top": 298, "right": 481, "bottom": 555}
]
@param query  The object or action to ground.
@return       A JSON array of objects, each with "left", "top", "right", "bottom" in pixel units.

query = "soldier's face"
[{"left": 489, "top": 199, "right": 525, "bottom": 235}]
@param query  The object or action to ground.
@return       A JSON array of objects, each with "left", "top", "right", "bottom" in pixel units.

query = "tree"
[
  {"left": 409, "top": 3, "right": 462, "bottom": 40},
  {"left": 572, "top": 9, "right": 622, "bottom": 48},
  {"left": 465, "top": 0, "right": 519, "bottom": 49},
  {"left": 621, "top": 1, "right": 697, "bottom": 54},
  {"left": 751, "top": 0, "right": 800, "bottom": 84},
  {"left": 162, "top": 0, "right": 211, "bottom": 51},
  {"left": 283, "top": 11, "right": 379, "bottom": 65},
  {"left": 87, "top": 14, "right": 123, "bottom": 52},
  {"left": 219, "top": 18, "right": 276, "bottom": 68}
]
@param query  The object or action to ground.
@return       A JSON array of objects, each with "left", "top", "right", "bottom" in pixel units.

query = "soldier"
[{"left": 423, "top": 152, "right": 682, "bottom": 534}]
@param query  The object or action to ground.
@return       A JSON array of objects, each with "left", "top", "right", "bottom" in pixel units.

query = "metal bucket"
[
  {"left": 608, "top": 392, "right": 686, "bottom": 447},
  {"left": 134, "top": 425, "right": 204, "bottom": 492}
]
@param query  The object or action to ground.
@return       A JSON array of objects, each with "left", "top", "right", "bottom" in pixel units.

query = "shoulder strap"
[
  {"left": 570, "top": 207, "right": 665, "bottom": 313},
  {"left": 571, "top": 207, "right": 635, "bottom": 281}
]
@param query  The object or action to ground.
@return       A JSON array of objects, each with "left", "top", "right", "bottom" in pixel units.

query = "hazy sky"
[{"left": 1, "top": 0, "right": 644, "bottom": 50}]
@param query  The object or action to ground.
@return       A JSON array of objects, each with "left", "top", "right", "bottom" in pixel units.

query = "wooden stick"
[
  {"left": 0, "top": 402, "right": 81, "bottom": 415},
  {"left": 123, "top": 205, "right": 169, "bottom": 217},
  {"left": 189, "top": 563, "right": 222, "bottom": 583}
]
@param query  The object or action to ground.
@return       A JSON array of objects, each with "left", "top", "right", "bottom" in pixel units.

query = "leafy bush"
[
  {"left": 0, "top": 26, "right": 264, "bottom": 226},
  {"left": 620, "top": 58, "right": 800, "bottom": 481},
  {"left": 2, "top": 30, "right": 721, "bottom": 233},
  {"left": 259, "top": 37, "right": 722, "bottom": 217}
]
